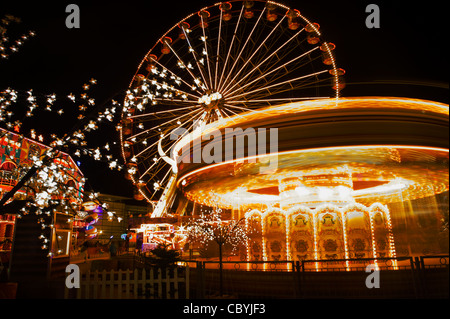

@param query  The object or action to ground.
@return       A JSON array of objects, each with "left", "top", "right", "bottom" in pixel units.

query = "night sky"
[{"left": 1, "top": 0, "right": 447, "bottom": 198}]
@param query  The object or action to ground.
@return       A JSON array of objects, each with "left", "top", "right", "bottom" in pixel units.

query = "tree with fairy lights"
[
  {"left": 187, "top": 202, "right": 247, "bottom": 296},
  {"left": 0, "top": 14, "right": 126, "bottom": 262}
]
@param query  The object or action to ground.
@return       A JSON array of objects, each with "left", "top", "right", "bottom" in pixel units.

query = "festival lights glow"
[
  {"left": 119, "top": 0, "right": 343, "bottom": 208},
  {"left": 171, "top": 95, "right": 447, "bottom": 267}
]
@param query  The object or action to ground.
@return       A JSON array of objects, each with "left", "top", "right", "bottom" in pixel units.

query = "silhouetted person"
[{"left": 109, "top": 241, "right": 117, "bottom": 257}]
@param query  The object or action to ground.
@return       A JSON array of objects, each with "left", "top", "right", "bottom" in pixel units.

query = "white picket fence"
[{"left": 64, "top": 267, "right": 189, "bottom": 299}]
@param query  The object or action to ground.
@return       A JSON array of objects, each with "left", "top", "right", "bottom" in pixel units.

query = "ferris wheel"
[{"left": 119, "top": 0, "right": 345, "bottom": 216}]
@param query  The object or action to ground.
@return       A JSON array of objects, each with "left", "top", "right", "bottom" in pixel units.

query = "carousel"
[{"left": 175, "top": 97, "right": 449, "bottom": 264}]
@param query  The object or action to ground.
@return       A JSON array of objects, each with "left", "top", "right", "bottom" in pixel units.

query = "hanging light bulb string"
[
  {"left": 0, "top": 14, "right": 36, "bottom": 60},
  {"left": 0, "top": 15, "right": 129, "bottom": 257},
  {"left": 0, "top": 148, "right": 61, "bottom": 209},
  {"left": 0, "top": 80, "right": 129, "bottom": 207}
]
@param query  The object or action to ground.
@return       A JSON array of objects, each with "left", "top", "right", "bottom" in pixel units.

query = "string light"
[
  {"left": 0, "top": 15, "right": 36, "bottom": 60},
  {"left": 187, "top": 201, "right": 248, "bottom": 254},
  {"left": 244, "top": 202, "right": 397, "bottom": 270},
  {"left": 1, "top": 76, "right": 125, "bottom": 172},
  {"left": 0, "top": 17, "right": 132, "bottom": 256}
]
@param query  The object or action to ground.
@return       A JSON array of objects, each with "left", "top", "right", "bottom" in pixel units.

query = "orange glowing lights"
[{"left": 244, "top": 202, "right": 397, "bottom": 266}]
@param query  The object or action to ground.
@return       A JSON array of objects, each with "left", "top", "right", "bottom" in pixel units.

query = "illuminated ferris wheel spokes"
[{"left": 120, "top": 0, "right": 345, "bottom": 207}]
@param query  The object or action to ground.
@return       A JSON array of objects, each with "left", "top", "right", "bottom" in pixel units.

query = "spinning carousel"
[
  {"left": 119, "top": 1, "right": 449, "bottom": 264},
  {"left": 177, "top": 97, "right": 448, "bottom": 263}
]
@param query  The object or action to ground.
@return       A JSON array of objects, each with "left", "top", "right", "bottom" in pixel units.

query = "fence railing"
[
  {"left": 64, "top": 267, "right": 189, "bottom": 299},
  {"left": 300, "top": 256, "right": 415, "bottom": 272},
  {"left": 70, "top": 250, "right": 110, "bottom": 263},
  {"left": 419, "top": 255, "right": 449, "bottom": 269},
  {"left": 186, "top": 255, "right": 448, "bottom": 298},
  {"left": 203, "top": 260, "right": 295, "bottom": 272},
  {"left": 181, "top": 254, "right": 449, "bottom": 273},
  {"left": 62, "top": 254, "right": 448, "bottom": 299}
]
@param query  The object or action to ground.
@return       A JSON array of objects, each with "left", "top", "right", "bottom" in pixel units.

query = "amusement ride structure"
[{"left": 119, "top": 1, "right": 449, "bottom": 265}]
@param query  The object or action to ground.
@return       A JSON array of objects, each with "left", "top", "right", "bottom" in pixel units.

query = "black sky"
[{"left": 0, "top": 0, "right": 448, "bottom": 198}]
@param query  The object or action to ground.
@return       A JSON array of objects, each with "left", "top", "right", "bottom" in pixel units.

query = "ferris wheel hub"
[{"left": 198, "top": 92, "right": 223, "bottom": 108}]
